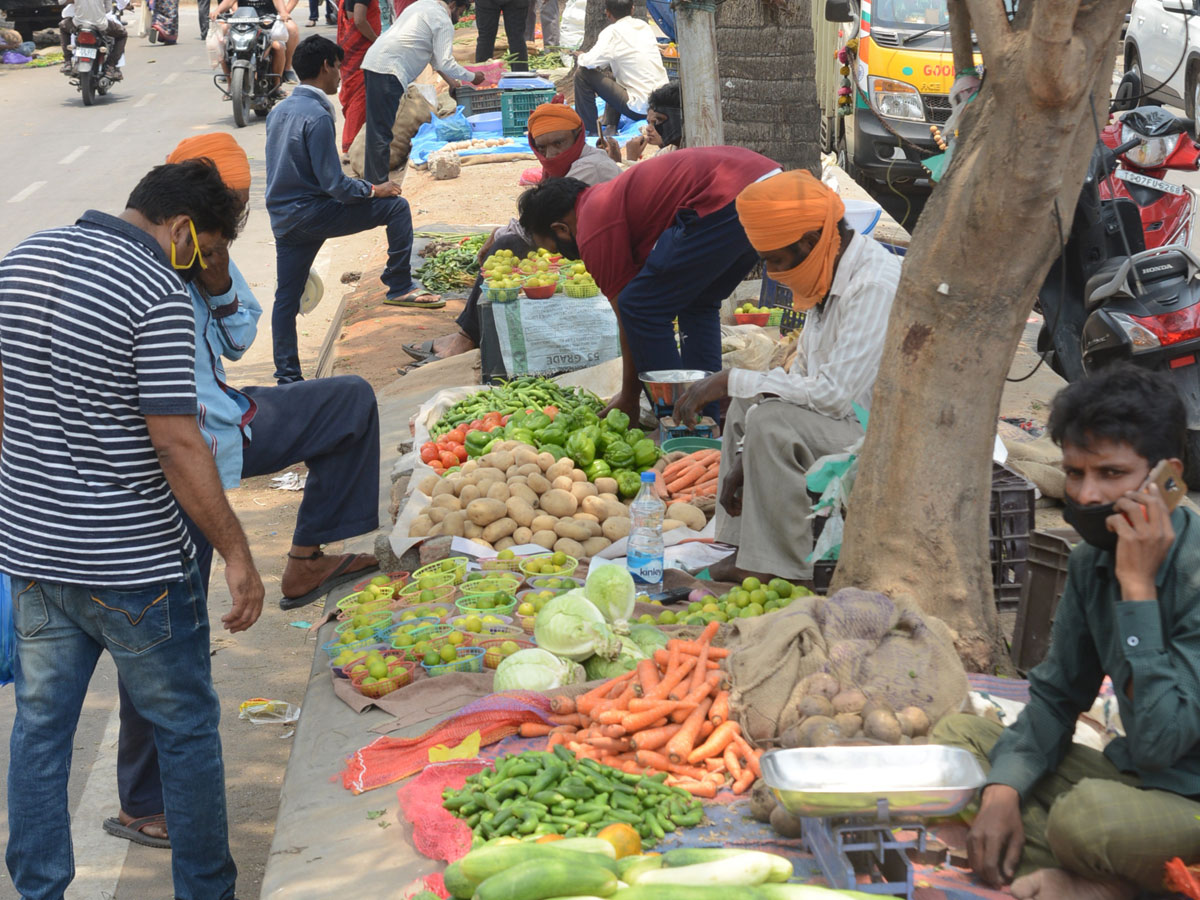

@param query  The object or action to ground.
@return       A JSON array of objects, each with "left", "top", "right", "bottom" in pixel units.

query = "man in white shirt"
[
  {"left": 59, "top": 0, "right": 128, "bottom": 80},
  {"left": 674, "top": 170, "right": 900, "bottom": 583},
  {"left": 573, "top": 0, "right": 667, "bottom": 137},
  {"left": 361, "top": 0, "right": 484, "bottom": 184}
]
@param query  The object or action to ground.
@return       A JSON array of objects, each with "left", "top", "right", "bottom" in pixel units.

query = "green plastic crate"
[{"left": 502, "top": 89, "right": 557, "bottom": 137}]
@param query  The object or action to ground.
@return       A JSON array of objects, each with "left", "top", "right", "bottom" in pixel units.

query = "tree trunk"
[
  {"left": 715, "top": 0, "right": 821, "bottom": 171},
  {"left": 676, "top": 1, "right": 724, "bottom": 146},
  {"left": 830, "top": 0, "right": 1130, "bottom": 671},
  {"left": 581, "top": 0, "right": 647, "bottom": 52}
]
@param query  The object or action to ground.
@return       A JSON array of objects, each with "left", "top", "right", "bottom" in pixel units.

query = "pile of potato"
[
  {"left": 408, "top": 441, "right": 707, "bottom": 558},
  {"left": 777, "top": 673, "right": 931, "bottom": 749}
]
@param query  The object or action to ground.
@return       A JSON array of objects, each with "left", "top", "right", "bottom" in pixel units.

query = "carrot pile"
[
  {"left": 517, "top": 621, "right": 761, "bottom": 798},
  {"left": 661, "top": 449, "right": 721, "bottom": 502}
]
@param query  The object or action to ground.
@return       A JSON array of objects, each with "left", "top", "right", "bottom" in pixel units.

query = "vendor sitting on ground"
[
  {"left": 622, "top": 81, "right": 682, "bottom": 162},
  {"left": 517, "top": 146, "right": 781, "bottom": 420},
  {"left": 933, "top": 364, "right": 1200, "bottom": 900},
  {"left": 674, "top": 170, "right": 899, "bottom": 585},
  {"left": 403, "top": 103, "right": 621, "bottom": 365}
]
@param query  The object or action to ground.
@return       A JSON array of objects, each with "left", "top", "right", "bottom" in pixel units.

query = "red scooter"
[{"left": 1038, "top": 105, "right": 1200, "bottom": 383}]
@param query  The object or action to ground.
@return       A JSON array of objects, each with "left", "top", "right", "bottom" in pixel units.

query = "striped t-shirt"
[{"left": 0, "top": 211, "right": 198, "bottom": 586}]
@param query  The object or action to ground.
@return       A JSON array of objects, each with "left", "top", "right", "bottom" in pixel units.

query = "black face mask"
[
  {"left": 1062, "top": 496, "right": 1119, "bottom": 553},
  {"left": 554, "top": 233, "right": 581, "bottom": 261},
  {"left": 651, "top": 106, "right": 683, "bottom": 148}
]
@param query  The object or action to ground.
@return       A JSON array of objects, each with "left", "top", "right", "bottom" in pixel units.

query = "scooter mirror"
[{"left": 1163, "top": 0, "right": 1198, "bottom": 13}]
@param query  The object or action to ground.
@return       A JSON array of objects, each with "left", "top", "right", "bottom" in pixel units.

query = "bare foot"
[
  {"left": 1011, "top": 868, "right": 1136, "bottom": 900},
  {"left": 431, "top": 331, "right": 477, "bottom": 358},
  {"left": 281, "top": 550, "right": 377, "bottom": 599},
  {"left": 119, "top": 809, "right": 168, "bottom": 841}
]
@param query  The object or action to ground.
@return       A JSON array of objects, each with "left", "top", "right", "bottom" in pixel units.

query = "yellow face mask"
[{"left": 170, "top": 218, "right": 208, "bottom": 271}]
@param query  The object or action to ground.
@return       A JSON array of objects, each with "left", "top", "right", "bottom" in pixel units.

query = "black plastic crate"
[
  {"left": 458, "top": 87, "right": 501, "bottom": 116},
  {"left": 1011, "top": 528, "right": 1078, "bottom": 671},
  {"left": 760, "top": 273, "right": 806, "bottom": 332},
  {"left": 990, "top": 461, "right": 1036, "bottom": 611}
]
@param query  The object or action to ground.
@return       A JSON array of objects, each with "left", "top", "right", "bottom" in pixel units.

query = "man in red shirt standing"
[{"left": 517, "top": 146, "right": 780, "bottom": 418}]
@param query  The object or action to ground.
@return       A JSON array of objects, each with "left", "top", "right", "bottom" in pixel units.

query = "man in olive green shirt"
[{"left": 934, "top": 364, "right": 1200, "bottom": 900}]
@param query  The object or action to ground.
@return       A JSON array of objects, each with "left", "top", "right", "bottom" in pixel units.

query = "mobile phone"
[{"left": 1144, "top": 459, "right": 1187, "bottom": 511}]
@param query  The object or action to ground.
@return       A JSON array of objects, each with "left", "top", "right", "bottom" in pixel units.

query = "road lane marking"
[
  {"left": 134, "top": 92, "right": 157, "bottom": 108},
  {"left": 164, "top": 71, "right": 179, "bottom": 84},
  {"left": 8, "top": 182, "right": 46, "bottom": 203},
  {"left": 64, "top": 705, "right": 129, "bottom": 900},
  {"left": 186, "top": 55, "right": 199, "bottom": 65},
  {"left": 100, "top": 117, "right": 126, "bottom": 134},
  {"left": 58, "top": 146, "right": 90, "bottom": 165}
]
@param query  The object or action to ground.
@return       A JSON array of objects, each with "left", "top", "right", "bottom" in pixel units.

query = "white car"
[{"left": 1124, "top": 0, "right": 1200, "bottom": 114}]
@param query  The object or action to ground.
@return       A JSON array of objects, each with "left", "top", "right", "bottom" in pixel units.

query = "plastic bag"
[
  {"left": 559, "top": 0, "right": 585, "bottom": 49},
  {"left": 205, "top": 27, "right": 223, "bottom": 69},
  {"left": 238, "top": 697, "right": 300, "bottom": 724},
  {"left": 434, "top": 109, "right": 472, "bottom": 143},
  {"left": 1, "top": 575, "right": 14, "bottom": 687}
]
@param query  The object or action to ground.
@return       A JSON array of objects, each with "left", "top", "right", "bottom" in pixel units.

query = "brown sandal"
[{"left": 103, "top": 813, "right": 170, "bottom": 849}]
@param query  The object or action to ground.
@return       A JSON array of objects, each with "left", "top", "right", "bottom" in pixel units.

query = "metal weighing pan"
[
  {"left": 762, "top": 745, "right": 986, "bottom": 819},
  {"left": 639, "top": 369, "right": 712, "bottom": 413}
]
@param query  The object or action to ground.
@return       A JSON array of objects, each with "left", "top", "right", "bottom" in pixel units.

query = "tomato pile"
[{"left": 419, "top": 411, "right": 511, "bottom": 475}]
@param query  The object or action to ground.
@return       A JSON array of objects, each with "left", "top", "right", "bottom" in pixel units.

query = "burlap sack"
[
  {"left": 999, "top": 421, "right": 1065, "bottom": 500},
  {"left": 726, "top": 587, "right": 968, "bottom": 744},
  {"left": 347, "top": 85, "right": 437, "bottom": 177}
]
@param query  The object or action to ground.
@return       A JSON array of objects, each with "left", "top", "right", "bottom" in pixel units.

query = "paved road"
[{"left": 0, "top": 10, "right": 377, "bottom": 900}]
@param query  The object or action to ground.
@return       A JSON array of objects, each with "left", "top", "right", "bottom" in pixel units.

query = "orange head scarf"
[
  {"left": 527, "top": 103, "right": 582, "bottom": 139},
  {"left": 736, "top": 170, "right": 845, "bottom": 310},
  {"left": 166, "top": 133, "right": 252, "bottom": 192}
]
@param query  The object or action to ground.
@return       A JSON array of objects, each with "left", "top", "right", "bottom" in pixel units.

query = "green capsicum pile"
[
  {"left": 442, "top": 745, "right": 704, "bottom": 845},
  {"left": 430, "top": 379, "right": 661, "bottom": 493}
]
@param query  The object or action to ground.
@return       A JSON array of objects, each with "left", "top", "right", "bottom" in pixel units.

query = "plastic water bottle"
[{"left": 627, "top": 471, "right": 665, "bottom": 592}]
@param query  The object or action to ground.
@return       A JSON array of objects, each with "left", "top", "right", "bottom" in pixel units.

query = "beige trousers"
[{"left": 713, "top": 397, "right": 863, "bottom": 580}]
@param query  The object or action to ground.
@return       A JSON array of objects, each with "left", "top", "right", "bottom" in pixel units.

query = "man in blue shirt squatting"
[
  {"left": 266, "top": 33, "right": 444, "bottom": 385},
  {"left": 933, "top": 364, "right": 1200, "bottom": 900},
  {"left": 101, "top": 132, "right": 383, "bottom": 852}
]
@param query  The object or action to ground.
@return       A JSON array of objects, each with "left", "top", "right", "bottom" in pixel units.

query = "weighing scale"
[
  {"left": 638, "top": 369, "right": 719, "bottom": 441},
  {"left": 761, "top": 745, "right": 986, "bottom": 899}
]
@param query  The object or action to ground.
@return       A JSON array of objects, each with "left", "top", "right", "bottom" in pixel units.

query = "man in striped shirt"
[
  {"left": 675, "top": 170, "right": 900, "bottom": 584},
  {"left": 0, "top": 160, "right": 263, "bottom": 900}
]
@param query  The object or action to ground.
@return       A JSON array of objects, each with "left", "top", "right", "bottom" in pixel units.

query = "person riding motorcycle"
[
  {"left": 212, "top": 0, "right": 299, "bottom": 84},
  {"left": 60, "top": 0, "right": 128, "bottom": 82}
]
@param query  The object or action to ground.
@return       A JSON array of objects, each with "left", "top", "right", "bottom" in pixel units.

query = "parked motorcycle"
[
  {"left": 1040, "top": 104, "right": 1200, "bottom": 480},
  {"left": 69, "top": 21, "right": 116, "bottom": 105},
  {"left": 215, "top": 8, "right": 283, "bottom": 128}
]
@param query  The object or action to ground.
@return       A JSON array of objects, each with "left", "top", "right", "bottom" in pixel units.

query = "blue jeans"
[
  {"left": 616, "top": 199, "right": 759, "bottom": 419},
  {"left": 272, "top": 196, "right": 415, "bottom": 383},
  {"left": 7, "top": 564, "right": 237, "bottom": 900}
]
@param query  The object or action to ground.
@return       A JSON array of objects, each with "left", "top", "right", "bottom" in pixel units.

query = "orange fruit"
[
  {"left": 596, "top": 823, "right": 641, "bottom": 859},
  {"left": 535, "top": 834, "right": 565, "bottom": 844}
]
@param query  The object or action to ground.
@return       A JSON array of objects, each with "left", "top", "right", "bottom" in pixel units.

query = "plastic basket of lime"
[
  {"left": 479, "top": 637, "right": 536, "bottom": 668},
  {"left": 413, "top": 556, "right": 468, "bottom": 583},
  {"left": 351, "top": 658, "right": 417, "bottom": 698},
  {"left": 329, "top": 644, "right": 397, "bottom": 678},
  {"left": 519, "top": 552, "right": 579, "bottom": 579},
  {"left": 396, "top": 579, "right": 458, "bottom": 605},
  {"left": 457, "top": 572, "right": 523, "bottom": 596},
  {"left": 421, "top": 645, "right": 486, "bottom": 676},
  {"left": 448, "top": 613, "right": 516, "bottom": 637},
  {"left": 455, "top": 591, "right": 519, "bottom": 618}
]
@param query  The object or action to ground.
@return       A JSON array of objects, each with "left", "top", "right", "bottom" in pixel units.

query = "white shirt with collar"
[
  {"left": 727, "top": 232, "right": 901, "bottom": 419},
  {"left": 576, "top": 16, "right": 668, "bottom": 113},
  {"left": 362, "top": 0, "right": 473, "bottom": 85}
]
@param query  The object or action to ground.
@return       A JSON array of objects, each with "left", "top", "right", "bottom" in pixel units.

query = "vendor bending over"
[
  {"left": 403, "top": 104, "right": 621, "bottom": 364},
  {"left": 934, "top": 364, "right": 1200, "bottom": 900},
  {"left": 518, "top": 146, "right": 781, "bottom": 419},
  {"left": 675, "top": 170, "right": 899, "bottom": 584}
]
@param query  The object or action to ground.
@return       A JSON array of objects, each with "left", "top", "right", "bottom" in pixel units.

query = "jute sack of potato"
[{"left": 724, "top": 588, "right": 967, "bottom": 745}]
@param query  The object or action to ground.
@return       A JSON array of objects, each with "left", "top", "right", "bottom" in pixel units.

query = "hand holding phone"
[{"left": 1112, "top": 459, "right": 1186, "bottom": 601}]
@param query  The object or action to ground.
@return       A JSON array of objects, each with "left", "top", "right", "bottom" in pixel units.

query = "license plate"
[
  {"left": 75, "top": 46, "right": 97, "bottom": 58},
  {"left": 1115, "top": 168, "right": 1185, "bottom": 195}
]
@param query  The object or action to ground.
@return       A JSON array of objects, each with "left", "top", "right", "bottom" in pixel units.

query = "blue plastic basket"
[{"left": 501, "top": 89, "right": 557, "bottom": 137}]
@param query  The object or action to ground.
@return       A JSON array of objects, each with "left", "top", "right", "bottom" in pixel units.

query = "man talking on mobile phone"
[{"left": 933, "top": 363, "right": 1200, "bottom": 900}]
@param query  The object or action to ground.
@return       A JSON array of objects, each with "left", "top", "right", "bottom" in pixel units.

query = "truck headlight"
[{"left": 868, "top": 76, "right": 924, "bottom": 122}]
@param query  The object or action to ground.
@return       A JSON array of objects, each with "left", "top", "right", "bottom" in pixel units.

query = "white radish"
[{"left": 631, "top": 853, "right": 774, "bottom": 886}]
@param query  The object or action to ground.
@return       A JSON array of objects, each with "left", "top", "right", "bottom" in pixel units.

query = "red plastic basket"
[
  {"left": 350, "top": 659, "right": 417, "bottom": 698},
  {"left": 478, "top": 637, "right": 537, "bottom": 668}
]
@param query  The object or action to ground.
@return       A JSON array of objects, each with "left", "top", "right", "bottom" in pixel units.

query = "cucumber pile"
[
  {"left": 444, "top": 840, "right": 880, "bottom": 900},
  {"left": 442, "top": 745, "right": 703, "bottom": 845}
]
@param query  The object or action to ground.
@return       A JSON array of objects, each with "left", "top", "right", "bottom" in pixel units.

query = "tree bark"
[
  {"left": 715, "top": 0, "right": 821, "bottom": 171},
  {"left": 676, "top": 0, "right": 724, "bottom": 146},
  {"left": 830, "top": 0, "right": 1131, "bottom": 671},
  {"left": 581, "top": 0, "right": 648, "bottom": 52}
]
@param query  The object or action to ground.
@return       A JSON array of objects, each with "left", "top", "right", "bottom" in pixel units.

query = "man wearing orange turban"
[
  {"left": 402, "top": 103, "right": 620, "bottom": 364},
  {"left": 101, "top": 134, "right": 383, "bottom": 853},
  {"left": 675, "top": 169, "right": 901, "bottom": 584}
]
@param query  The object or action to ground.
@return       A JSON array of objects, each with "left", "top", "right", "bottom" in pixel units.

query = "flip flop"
[
  {"left": 383, "top": 291, "right": 445, "bottom": 309},
  {"left": 103, "top": 814, "right": 171, "bottom": 850},
  {"left": 279, "top": 553, "right": 379, "bottom": 611},
  {"left": 402, "top": 340, "right": 436, "bottom": 361}
]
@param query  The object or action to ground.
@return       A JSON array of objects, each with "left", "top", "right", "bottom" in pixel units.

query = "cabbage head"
[
  {"left": 582, "top": 635, "right": 647, "bottom": 681},
  {"left": 493, "top": 648, "right": 585, "bottom": 692},
  {"left": 585, "top": 565, "right": 636, "bottom": 631},
  {"left": 629, "top": 624, "right": 669, "bottom": 656},
  {"left": 534, "top": 589, "right": 622, "bottom": 661}
]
